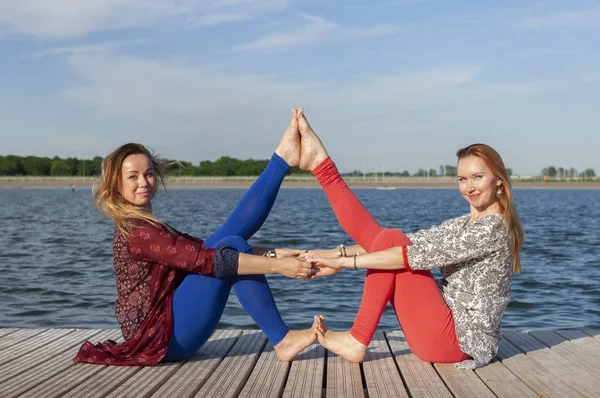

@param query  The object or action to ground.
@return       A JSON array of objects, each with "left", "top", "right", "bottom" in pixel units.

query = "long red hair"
[{"left": 457, "top": 144, "right": 524, "bottom": 273}]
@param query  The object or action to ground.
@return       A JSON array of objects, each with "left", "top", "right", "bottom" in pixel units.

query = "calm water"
[{"left": 1, "top": 188, "right": 599, "bottom": 332}]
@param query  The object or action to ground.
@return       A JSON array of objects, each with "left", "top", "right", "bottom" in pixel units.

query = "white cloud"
[
  {"left": 520, "top": 7, "right": 600, "bottom": 29},
  {"left": 46, "top": 46, "right": 577, "bottom": 174},
  {"left": 0, "top": 0, "right": 290, "bottom": 38},
  {"left": 27, "top": 40, "right": 145, "bottom": 59},
  {"left": 234, "top": 13, "right": 399, "bottom": 52}
]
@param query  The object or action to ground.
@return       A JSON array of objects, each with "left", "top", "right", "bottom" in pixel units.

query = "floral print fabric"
[
  {"left": 73, "top": 221, "right": 227, "bottom": 366},
  {"left": 405, "top": 214, "right": 512, "bottom": 369}
]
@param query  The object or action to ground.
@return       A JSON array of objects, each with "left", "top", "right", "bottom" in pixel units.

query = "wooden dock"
[{"left": 0, "top": 328, "right": 598, "bottom": 397}]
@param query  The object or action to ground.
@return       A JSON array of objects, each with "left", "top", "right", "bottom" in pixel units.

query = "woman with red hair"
[{"left": 299, "top": 109, "right": 524, "bottom": 369}]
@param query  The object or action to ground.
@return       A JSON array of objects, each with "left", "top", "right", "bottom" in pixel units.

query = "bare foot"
[
  {"left": 275, "top": 109, "right": 301, "bottom": 167},
  {"left": 273, "top": 316, "right": 319, "bottom": 361},
  {"left": 297, "top": 108, "right": 329, "bottom": 171},
  {"left": 316, "top": 316, "right": 367, "bottom": 363}
]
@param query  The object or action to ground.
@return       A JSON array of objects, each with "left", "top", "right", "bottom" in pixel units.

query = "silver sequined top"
[{"left": 406, "top": 214, "right": 511, "bottom": 369}]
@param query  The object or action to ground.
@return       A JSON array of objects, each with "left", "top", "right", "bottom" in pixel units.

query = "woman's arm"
[
  {"left": 128, "top": 223, "right": 220, "bottom": 275},
  {"left": 342, "top": 244, "right": 367, "bottom": 257},
  {"left": 309, "top": 246, "right": 405, "bottom": 277},
  {"left": 311, "top": 216, "right": 508, "bottom": 276},
  {"left": 304, "top": 244, "right": 367, "bottom": 259},
  {"left": 252, "top": 247, "right": 305, "bottom": 258},
  {"left": 238, "top": 253, "right": 313, "bottom": 279},
  {"left": 128, "top": 222, "right": 313, "bottom": 279}
]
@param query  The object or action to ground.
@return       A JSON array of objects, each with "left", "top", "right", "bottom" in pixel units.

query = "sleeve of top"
[
  {"left": 126, "top": 222, "right": 239, "bottom": 277},
  {"left": 404, "top": 218, "right": 506, "bottom": 271}
]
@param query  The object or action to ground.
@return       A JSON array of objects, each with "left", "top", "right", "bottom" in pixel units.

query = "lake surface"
[{"left": 1, "top": 188, "right": 599, "bottom": 332}]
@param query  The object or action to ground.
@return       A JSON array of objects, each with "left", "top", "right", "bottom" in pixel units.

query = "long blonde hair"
[
  {"left": 93, "top": 143, "right": 166, "bottom": 236},
  {"left": 456, "top": 144, "right": 525, "bottom": 273}
]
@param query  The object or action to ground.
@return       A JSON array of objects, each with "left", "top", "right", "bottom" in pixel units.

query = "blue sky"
[{"left": 1, "top": 0, "right": 599, "bottom": 176}]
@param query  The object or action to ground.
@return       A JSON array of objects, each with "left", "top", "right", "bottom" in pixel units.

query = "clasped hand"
[{"left": 275, "top": 247, "right": 345, "bottom": 279}]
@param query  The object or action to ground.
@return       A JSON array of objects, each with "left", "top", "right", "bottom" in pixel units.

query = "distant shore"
[{"left": 2, "top": 176, "right": 599, "bottom": 190}]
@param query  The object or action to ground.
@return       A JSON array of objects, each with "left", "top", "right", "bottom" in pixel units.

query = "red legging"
[{"left": 314, "top": 158, "right": 470, "bottom": 363}]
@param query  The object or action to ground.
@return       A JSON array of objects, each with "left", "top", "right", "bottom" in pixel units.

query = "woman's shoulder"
[
  {"left": 468, "top": 214, "right": 508, "bottom": 240},
  {"left": 119, "top": 218, "right": 179, "bottom": 239},
  {"left": 440, "top": 214, "right": 470, "bottom": 228}
]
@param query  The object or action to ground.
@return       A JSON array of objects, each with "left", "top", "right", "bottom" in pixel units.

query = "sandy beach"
[{"left": 2, "top": 176, "right": 599, "bottom": 190}]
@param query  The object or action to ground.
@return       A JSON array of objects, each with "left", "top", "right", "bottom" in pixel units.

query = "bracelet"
[
  {"left": 263, "top": 249, "right": 276, "bottom": 258},
  {"left": 353, "top": 253, "right": 359, "bottom": 270},
  {"left": 337, "top": 244, "right": 347, "bottom": 257}
]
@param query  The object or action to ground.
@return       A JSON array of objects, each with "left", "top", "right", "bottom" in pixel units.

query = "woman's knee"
[
  {"left": 213, "top": 235, "right": 252, "bottom": 254},
  {"left": 370, "top": 228, "right": 412, "bottom": 252}
]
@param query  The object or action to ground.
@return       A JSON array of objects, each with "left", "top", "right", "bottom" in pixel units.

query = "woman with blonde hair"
[
  {"left": 74, "top": 110, "right": 317, "bottom": 366},
  {"left": 298, "top": 109, "right": 524, "bottom": 369}
]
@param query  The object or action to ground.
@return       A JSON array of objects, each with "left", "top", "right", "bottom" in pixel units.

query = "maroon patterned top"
[{"left": 73, "top": 220, "right": 235, "bottom": 366}]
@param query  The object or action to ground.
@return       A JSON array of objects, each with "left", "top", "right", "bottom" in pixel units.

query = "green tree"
[
  {"left": 0, "top": 155, "right": 24, "bottom": 175},
  {"left": 439, "top": 165, "right": 457, "bottom": 176},
  {"left": 90, "top": 156, "right": 103, "bottom": 175},
  {"left": 65, "top": 157, "right": 79, "bottom": 176},
  {"left": 50, "top": 157, "right": 73, "bottom": 176},
  {"left": 542, "top": 166, "right": 557, "bottom": 177},
  {"left": 196, "top": 160, "right": 214, "bottom": 176},
  {"left": 569, "top": 167, "right": 577, "bottom": 178},
  {"left": 22, "top": 156, "right": 51, "bottom": 175}
]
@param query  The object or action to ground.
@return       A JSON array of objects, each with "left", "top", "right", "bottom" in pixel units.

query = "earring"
[{"left": 496, "top": 187, "right": 502, "bottom": 198}]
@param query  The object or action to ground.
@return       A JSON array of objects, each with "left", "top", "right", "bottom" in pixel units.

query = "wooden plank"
[
  {"left": 385, "top": 330, "right": 451, "bottom": 398},
  {"left": 63, "top": 365, "right": 144, "bottom": 398},
  {"left": 559, "top": 329, "right": 600, "bottom": 342},
  {"left": 503, "top": 331, "right": 594, "bottom": 397},
  {"left": 282, "top": 342, "right": 325, "bottom": 398},
  {"left": 554, "top": 330, "right": 600, "bottom": 357},
  {"left": 0, "top": 328, "right": 74, "bottom": 365},
  {"left": 0, "top": 328, "right": 47, "bottom": 352},
  {"left": 505, "top": 330, "right": 600, "bottom": 396},
  {"left": 14, "top": 355, "right": 116, "bottom": 397},
  {"left": 108, "top": 330, "right": 243, "bottom": 398},
  {"left": 362, "top": 330, "right": 409, "bottom": 398},
  {"left": 194, "top": 330, "right": 267, "bottom": 397},
  {"left": 0, "top": 329, "right": 104, "bottom": 385},
  {"left": 6, "top": 327, "right": 600, "bottom": 398},
  {"left": 475, "top": 358, "right": 539, "bottom": 398},
  {"left": 0, "top": 330, "right": 122, "bottom": 398},
  {"left": 325, "top": 351, "right": 364, "bottom": 398},
  {"left": 528, "top": 330, "right": 600, "bottom": 376},
  {"left": 583, "top": 329, "right": 600, "bottom": 340},
  {"left": 0, "top": 329, "right": 18, "bottom": 339},
  {"left": 238, "top": 342, "right": 290, "bottom": 398},
  {"left": 433, "top": 363, "right": 495, "bottom": 398},
  {"left": 79, "top": 363, "right": 174, "bottom": 398},
  {"left": 151, "top": 330, "right": 242, "bottom": 398},
  {"left": 497, "top": 335, "right": 583, "bottom": 397}
]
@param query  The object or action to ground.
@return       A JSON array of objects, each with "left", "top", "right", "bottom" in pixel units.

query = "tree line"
[
  {"left": 0, "top": 155, "right": 104, "bottom": 177},
  {"left": 0, "top": 156, "right": 463, "bottom": 177},
  {"left": 541, "top": 166, "right": 596, "bottom": 178},
  {"left": 0, "top": 155, "right": 596, "bottom": 178},
  {"left": 0, "top": 155, "right": 309, "bottom": 177}
]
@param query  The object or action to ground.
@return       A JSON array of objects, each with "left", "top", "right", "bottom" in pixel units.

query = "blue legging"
[{"left": 162, "top": 153, "right": 290, "bottom": 361}]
